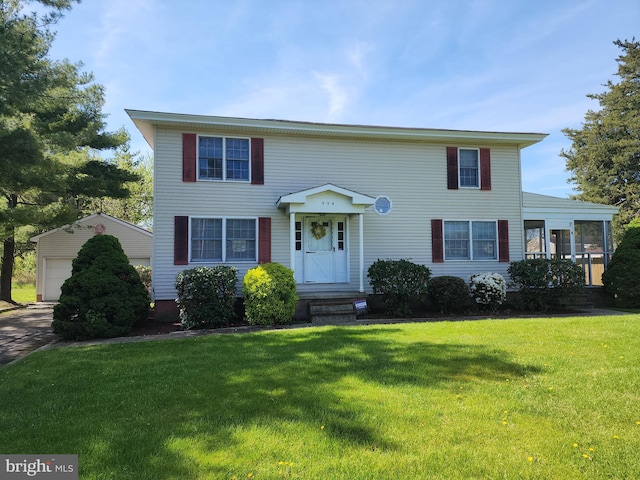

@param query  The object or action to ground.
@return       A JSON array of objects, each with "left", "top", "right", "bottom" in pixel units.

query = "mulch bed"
[
  {"left": 127, "top": 320, "right": 182, "bottom": 336},
  {"left": 128, "top": 305, "right": 585, "bottom": 337}
]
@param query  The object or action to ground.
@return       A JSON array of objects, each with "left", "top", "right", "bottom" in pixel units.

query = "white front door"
[{"left": 304, "top": 217, "right": 335, "bottom": 283}]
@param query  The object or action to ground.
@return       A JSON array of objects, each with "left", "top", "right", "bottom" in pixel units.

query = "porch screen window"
[
  {"left": 459, "top": 149, "right": 479, "bottom": 188},
  {"left": 524, "top": 220, "right": 546, "bottom": 258},
  {"left": 444, "top": 220, "right": 497, "bottom": 260},
  {"left": 199, "top": 136, "right": 250, "bottom": 181},
  {"left": 191, "top": 218, "right": 256, "bottom": 262},
  {"left": 575, "top": 220, "right": 614, "bottom": 286}
]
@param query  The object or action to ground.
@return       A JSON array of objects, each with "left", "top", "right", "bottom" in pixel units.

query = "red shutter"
[
  {"left": 174, "top": 216, "right": 189, "bottom": 265},
  {"left": 182, "top": 133, "right": 197, "bottom": 182},
  {"left": 446, "top": 147, "right": 458, "bottom": 190},
  {"left": 480, "top": 148, "right": 491, "bottom": 190},
  {"left": 431, "top": 219, "right": 444, "bottom": 263},
  {"left": 258, "top": 217, "right": 271, "bottom": 264},
  {"left": 498, "top": 220, "right": 509, "bottom": 263},
  {"left": 251, "top": 138, "right": 264, "bottom": 185}
]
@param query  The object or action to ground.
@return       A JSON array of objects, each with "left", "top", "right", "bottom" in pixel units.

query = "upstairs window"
[
  {"left": 198, "top": 136, "right": 250, "bottom": 181},
  {"left": 459, "top": 148, "right": 479, "bottom": 188},
  {"left": 446, "top": 147, "right": 491, "bottom": 190}
]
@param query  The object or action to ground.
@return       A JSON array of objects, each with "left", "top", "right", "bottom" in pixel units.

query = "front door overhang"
[
  {"left": 277, "top": 184, "right": 375, "bottom": 292},
  {"left": 276, "top": 183, "right": 376, "bottom": 215}
]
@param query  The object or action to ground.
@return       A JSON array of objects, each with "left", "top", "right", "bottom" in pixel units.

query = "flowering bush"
[{"left": 469, "top": 272, "right": 506, "bottom": 312}]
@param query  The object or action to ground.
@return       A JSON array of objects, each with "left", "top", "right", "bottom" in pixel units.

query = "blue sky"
[{"left": 47, "top": 0, "right": 639, "bottom": 198}]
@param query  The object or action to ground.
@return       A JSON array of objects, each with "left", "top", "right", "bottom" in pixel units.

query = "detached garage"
[{"left": 31, "top": 213, "right": 152, "bottom": 302}]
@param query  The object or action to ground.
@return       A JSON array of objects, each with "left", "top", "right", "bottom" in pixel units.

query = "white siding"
[
  {"left": 523, "top": 192, "right": 618, "bottom": 221},
  {"left": 153, "top": 127, "right": 525, "bottom": 300}
]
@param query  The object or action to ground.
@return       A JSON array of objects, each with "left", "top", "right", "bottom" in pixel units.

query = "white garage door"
[{"left": 43, "top": 258, "right": 73, "bottom": 301}]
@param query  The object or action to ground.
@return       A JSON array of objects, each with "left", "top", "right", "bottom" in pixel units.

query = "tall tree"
[
  {"left": 0, "top": 0, "right": 134, "bottom": 302},
  {"left": 561, "top": 39, "right": 640, "bottom": 237},
  {"left": 79, "top": 142, "right": 154, "bottom": 228}
]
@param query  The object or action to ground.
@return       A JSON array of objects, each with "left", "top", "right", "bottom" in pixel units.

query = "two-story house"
[{"left": 127, "top": 111, "right": 617, "bottom": 321}]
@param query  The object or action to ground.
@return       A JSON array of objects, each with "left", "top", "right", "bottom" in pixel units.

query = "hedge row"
[{"left": 368, "top": 258, "right": 586, "bottom": 316}]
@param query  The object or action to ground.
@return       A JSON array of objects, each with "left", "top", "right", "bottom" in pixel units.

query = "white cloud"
[
  {"left": 313, "top": 72, "right": 348, "bottom": 119},
  {"left": 215, "top": 75, "right": 327, "bottom": 121},
  {"left": 216, "top": 37, "right": 375, "bottom": 123},
  {"left": 347, "top": 41, "right": 374, "bottom": 76}
]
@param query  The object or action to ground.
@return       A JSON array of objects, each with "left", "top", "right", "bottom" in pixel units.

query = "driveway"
[{"left": 0, "top": 304, "right": 57, "bottom": 366}]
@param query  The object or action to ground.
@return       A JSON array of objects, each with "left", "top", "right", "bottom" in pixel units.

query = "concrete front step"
[{"left": 309, "top": 300, "right": 357, "bottom": 325}]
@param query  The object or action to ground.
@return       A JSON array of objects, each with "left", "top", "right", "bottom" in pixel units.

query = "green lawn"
[
  {"left": 1, "top": 315, "right": 639, "bottom": 479},
  {"left": 11, "top": 282, "right": 36, "bottom": 304}
]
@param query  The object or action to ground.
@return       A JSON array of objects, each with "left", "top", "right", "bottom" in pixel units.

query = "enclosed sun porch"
[{"left": 522, "top": 192, "right": 618, "bottom": 287}]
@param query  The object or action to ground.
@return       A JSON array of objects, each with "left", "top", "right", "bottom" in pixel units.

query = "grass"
[
  {"left": 11, "top": 282, "right": 36, "bottom": 304},
  {"left": 0, "top": 283, "right": 35, "bottom": 311},
  {"left": 0, "top": 314, "right": 639, "bottom": 479}
]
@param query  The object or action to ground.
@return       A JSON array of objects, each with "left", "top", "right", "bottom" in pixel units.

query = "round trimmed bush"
[
  {"left": 367, "top": 259, "right": 431, "bottom": 317},
  {"left": 175, "top": 266, "right": 238, "bottom": 329},
  {"left": 428, "top": 276, "right": 471, "bottom": 313},
  {"left": 52, "top": 235, "right": 150, "bottom": 340},
  {"left": 242, "top": 263, "right": 298, "bottom": 325}
]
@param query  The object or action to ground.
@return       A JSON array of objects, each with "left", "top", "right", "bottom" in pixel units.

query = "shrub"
[
  {"left": 243, "top": 263, "right": 298, "bottom": 325},
  {"left": 428, "top": 276, "right": 471, "bottom": 313},
  {"left": 52, "top": 235, "right": 150, "bottom": 340},
  {"left": 134, "top": 265, "right": 152, "bottom": 295},
  {"left": 367, "top": 259, "right": 431, "bottom": 317},
  {"left": 508, "top": 258, "right": 585, "bottom": 311},
  {"left": 175, "top": 266, "right": 238, "bottom": 329},
  {"left": 602, "top": 223, "right": 640, "bottom": 307},
  {"left": 13, "top": 251, "right": 36, "bottom": 285},
  {"left": 469, "top": 273, "right": 506, "bottom": 312}
]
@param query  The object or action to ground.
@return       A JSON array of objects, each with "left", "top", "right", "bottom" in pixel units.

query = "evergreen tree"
[
  {"left": 80, "top": 142, "right": 154, "bottom": 228},
  {"left": 602, "top": 219, "right": 640, "bottom": 307},
  {"left": 52, "top": 234, "right": 150, "bottom": 340},
  {"left": 0, "top": 0, "right": 134, "bottom": 302},
  {"left": 561, "top": 39, "right": 640, "bottom": 238}
]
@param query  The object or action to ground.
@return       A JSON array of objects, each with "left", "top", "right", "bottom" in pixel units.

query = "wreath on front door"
[{"left": 311, "top": 223, "right": 327, "bottom": 240}]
